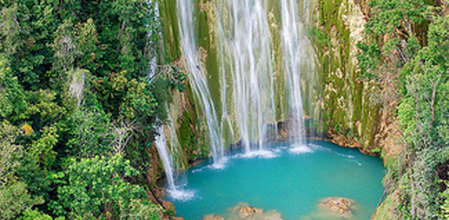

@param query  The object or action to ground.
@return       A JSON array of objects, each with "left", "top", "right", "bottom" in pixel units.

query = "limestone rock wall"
[{"left": 312, "top": 0, "right": 400, "bottom": 155}]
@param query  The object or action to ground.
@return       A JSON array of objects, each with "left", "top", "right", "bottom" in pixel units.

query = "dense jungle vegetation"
[
  {"left": 357, "top": 0, "right": 449, "bottom": 219},
  {"left": 0, "top": 0, "right": 182, "bottom": 219}
]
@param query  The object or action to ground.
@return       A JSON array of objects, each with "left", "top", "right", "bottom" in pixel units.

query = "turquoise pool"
[{"left": 168, "top": 141, "right": 385, "bottom": 219}]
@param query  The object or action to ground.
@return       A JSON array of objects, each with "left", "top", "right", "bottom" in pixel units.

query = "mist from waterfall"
[
  {"left": 216, "top": 0, "right": 277, "bottom": 156},
  {"left": 176, "top": 0, "right": 226, "bottom": 166}
]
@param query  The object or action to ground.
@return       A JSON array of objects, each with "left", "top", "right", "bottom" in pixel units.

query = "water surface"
[{"left": 168, "top": 141, "right": 385, "bottom": 219}]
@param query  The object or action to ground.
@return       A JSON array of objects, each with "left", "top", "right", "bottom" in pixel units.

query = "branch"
[{"left": 112, "top": 119, "right": 137, "bottom": 154}]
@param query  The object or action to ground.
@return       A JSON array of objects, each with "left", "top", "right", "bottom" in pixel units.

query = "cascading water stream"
[
  {"left": 217, "top": 0, "right": 277, "bottom": 156},
  {"left": 154, "top": 122, "right": 194, "bottom": 201},
  {"left": 166, "top": 104, "right": 182, "bottom": 171},
  {"left": 154, "top": 125, "right": 176, "bottom": 192},
  {"left": 173, "top": 0, "right": 318, "bottom": 161},
  {"left": 280, "top": 0, "right": 310, "bottom": 153},
  {"left": 145, "top": 0, "right": 161, "bottom": 84},
  {"left": 176, "top": 0, "right": 226, "bottom": 166}
]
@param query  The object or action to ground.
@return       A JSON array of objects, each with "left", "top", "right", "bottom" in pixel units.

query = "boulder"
[
  {"left": 206, "top": 203, "right": 282, "bottom": 220},
  {"left": 319, "top": 197, "right": 354, "bottom": 218},
  {"left": 239, "top": 206, "right": 257, "bottom": 218}
]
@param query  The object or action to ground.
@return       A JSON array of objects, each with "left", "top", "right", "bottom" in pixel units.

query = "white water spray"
[{"left": 216, "top": 0, "right": 277, "bottom": 154}]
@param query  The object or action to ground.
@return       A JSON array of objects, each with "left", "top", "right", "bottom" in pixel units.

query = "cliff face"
[
  {"left": 311, "top": 0, "right": 401, "bottom": 157},
  {"left": 155, "top": 0, "right": 308, "bottom": 169},
  {"left": 309, "top": 1, "right": 405, "bottom": 218},
  {"left": 155, "top": 0, "right": 400, "bottom": 169}
]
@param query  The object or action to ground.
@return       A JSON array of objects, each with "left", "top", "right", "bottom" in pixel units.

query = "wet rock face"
[{"left": 319, "top": 197, "right": 355, "bottom": 218}]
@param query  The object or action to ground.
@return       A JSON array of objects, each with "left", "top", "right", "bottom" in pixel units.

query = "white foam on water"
[
  {"left": 289, "top": 144, "right": 313, "bottom": 154},
  {"left": 240, "top": 149, "right": 279, "bottom": 159},
  {"left": 167, "top": 188, "right": 195, "bottom": 201},
  {"left": 209, "top": 157, "right": 228, "bottom": 170},
  {"left": 273, "top": 148, "right": 283, "bottom": 153},
  {"left": 192, "top": 157, "right": 229, "bottom": 173},
  {"left": 308, "top": 143, "right": 326, "bottom": 151}
]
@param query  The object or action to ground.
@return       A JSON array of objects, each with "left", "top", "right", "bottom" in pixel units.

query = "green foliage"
[
  {"left": 440, "top": 184, "right": 449, "bottom": 219},
  {"left": 309, "top": 26, "right": 330, "bottom": 49},
  {"left": 14, "top": 148, "right": 52, "bottom": 202},
  {"left": 0, "top": 58, "right": 28, "bottom": 121},
  {"left": 0, "top": 122, "right": 44, "bottom": 220},
  {"left": 121, "top": 199, "right": 162, "bottom": 220},
  {"left": 30, "top": 126, "right": 58, "bottom": 168},
  {"left": 398, "top": 15, "right": 449, "bottom": 151},
  {"left": 0, "top": 182, "right": 43, "bottom": 220},
  {"left": 50, "top": 154, "right": 162, "bottom": 219},
  {"left": 66, "top": 108, "right": 113, "bottom": 157},
  {"left": 0, "top": 0, "right": 172, "bottom": 218},
  {"left": 356, "top": 42, "right": 382, "bottom": 80},
  {"left": 0, "top": 121, "right": 22, "bottom": 185},
  {"left": 371, "top": 147, "right": 382, "bottom": 154},
  {"left": 357, "top": 0, "right": 427, "bottom": 82},
  {"left": 19, "top": 208, "right": 53, "bottom": 220},
  {"left": 373, "top": 5, "right": 449, "bottom": 219},
  {"left": 366, "top": 0, "right": 426, "bottom": 37}
]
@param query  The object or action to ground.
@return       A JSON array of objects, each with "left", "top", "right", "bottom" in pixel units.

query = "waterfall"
[
  {"left": 216, "top": 0, "right": 277, "bottom": 155},
  {"left": 154, "top": 125, "right": 176, "bottom": 191},
  {"left": 280, "top": 0, "right": 310, "bottom": 153},
  {"left": 166, "top": 103, "right": 185, "bottom": 171},
  {"left": 172, "top": 0, "right": 318, "bottom": 158},
  {"left": 145, "top": 0, "right": 161, "bottom": 83},
  {"left": 154, "top": 122, "right": 194, "bottom": 200},
  {"left": 176, "top": 0, "right": 226, "bottom": 166}
]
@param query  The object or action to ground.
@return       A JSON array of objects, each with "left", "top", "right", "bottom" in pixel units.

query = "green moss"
[
  {"left": 197, "top": 0, "right": 222, "bottom": 117},
  {"left": 158, "top": 0, "right": 181, "bottom": 59},
  {"left": 309, "top": 27, "right": 330, "bottom": 48},
  {"left": 311, "top": 0, "right": 384, "bottom": 151}
]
